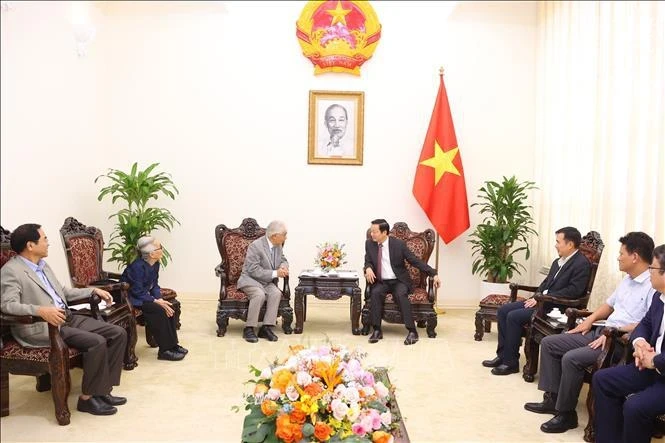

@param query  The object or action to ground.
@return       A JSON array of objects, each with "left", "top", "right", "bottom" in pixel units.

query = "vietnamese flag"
[{"left": 413, "top": 73, "right": 469, "bottom": 244}]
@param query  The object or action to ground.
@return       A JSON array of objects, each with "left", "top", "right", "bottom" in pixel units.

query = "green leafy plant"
[
  {"left": 95, "top": 162, "right": 179, "bottom": 268},
  {"left": 468, "top": 176, "right": 538, "bottom": 283}
]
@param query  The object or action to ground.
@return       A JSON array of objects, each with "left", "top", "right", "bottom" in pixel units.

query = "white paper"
[{"left": 69, "top": 300, "right": 113, "bottom": 311}]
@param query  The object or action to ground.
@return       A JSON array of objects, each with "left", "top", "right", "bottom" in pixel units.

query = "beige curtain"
[{"left": 530, "top": 1, "right": 665, "bottom": 309}]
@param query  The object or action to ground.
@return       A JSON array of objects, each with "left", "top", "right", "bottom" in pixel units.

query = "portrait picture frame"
[{"left": 308, "top": 90, "right": 364, "bottom": 165}]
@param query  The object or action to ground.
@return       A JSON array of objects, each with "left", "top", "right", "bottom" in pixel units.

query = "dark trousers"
[
  {"left": 370, "top": 279, "right": 415, "bottom": 330},
  {"left": 593, "top": 363, "right": 665, "bottom": 443},
  {"left": 495, "top": 301, "right": 534, "bottom": 367},
  {"left": 139, "top": 301, "right": 179, "bottom": 353},
  {"left": 60, "top": 314, "right": 127, "bottom": 396}
]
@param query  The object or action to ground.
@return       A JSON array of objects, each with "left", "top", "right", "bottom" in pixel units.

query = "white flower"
[
  {"left": 342, "top": 386, "right": 360, "bottom": 403},
  {"left": 360, "top": 386, "right": 375, "bottom": 397},
  {"left": 266, "top": 388, "right": 281, "bottom": 401},
  {"left": 346, "top": 401, "right": 360, "bottom": 422},
  {"left": 380, "top": 410, "right": 392, "bottom": 426},
  {"left": 260, "top": 367, "right": 273, "bottom": 379},
  {"left": 285, "top": 385, "right": 299, "bottom": 402},
  {"left": 330, "top": 398, "right": 349, "bottom": 421},
  {"left": 296, "top": 371, "right": 312, "bottom": 387},
  {"left": 285, "top": 356, "right": 299, "bottom": 370},
  {"left": 374, "top": 381, "right": 389, "bottom": 398}
]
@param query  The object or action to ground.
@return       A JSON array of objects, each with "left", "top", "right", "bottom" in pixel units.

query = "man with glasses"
[
  {"left": 237, "top": 220, "right": 289, "bottom": 343},
  {"left": 1, "top": 223, "right": 127, "bottom": 416},
  {"left": 592, "top": 244, "right": 665, "bottom": 443}
]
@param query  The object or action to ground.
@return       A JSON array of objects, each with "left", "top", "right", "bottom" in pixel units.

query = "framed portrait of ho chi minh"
[{"left": 308, "top": 90, "right": 364, "bottom": 165}]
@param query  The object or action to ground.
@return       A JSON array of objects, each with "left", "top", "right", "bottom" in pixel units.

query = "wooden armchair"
[
  {"left": 521, "top": 231, "right": 604, "bottom": 382},
  {"left": 214, "top": 218, "right": 294, "bottom": 337},
  {"left": 59, "top": 217, "right": 180, "bottom": 351},
  {"left": 0, "top": 226, "right": 100, "bottom": 425},
  {"left": 568, "top": 317, "right": 665, "bottom": 442},
  {"left": 361, "top": 222, "right": 438, "bottom": 338}
]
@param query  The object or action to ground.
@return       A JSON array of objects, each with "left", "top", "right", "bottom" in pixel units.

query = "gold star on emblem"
[
  {"left": 419, "top": 142, "right": 461, "bottom": 185},
  {"left": 326, "top": 1, "right": 351, "bottom": 27}
]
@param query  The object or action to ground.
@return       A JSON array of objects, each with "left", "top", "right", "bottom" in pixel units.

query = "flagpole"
[{"left": 434, "top": 66, "right": 446, "bottom": 316}]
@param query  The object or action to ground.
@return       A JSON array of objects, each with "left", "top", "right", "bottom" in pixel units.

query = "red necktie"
[{"left": 377, "top": 244, "right": 383, "bottom": 281}]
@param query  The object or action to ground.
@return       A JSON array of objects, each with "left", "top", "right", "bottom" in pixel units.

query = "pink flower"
[{"left": 352, "top": 422, "right": 369, "bottom": 436}]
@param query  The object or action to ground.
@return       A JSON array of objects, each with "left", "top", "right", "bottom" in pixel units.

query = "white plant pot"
[{"left": 479, "top": 280, "right": 511, "bottom": 301}]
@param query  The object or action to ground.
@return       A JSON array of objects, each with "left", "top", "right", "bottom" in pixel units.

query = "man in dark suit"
[
  {"left": 0, "top": 224, "right": 127, "bottom": 416},
  {"left": 364, "top": 219, "right": 441, "bottom": 345},
  {"left": 592, "top": 244, "right": 665, "bottom": 443},
  {"left": 482, "top": 226, "right": 591, "bottom": 375}
]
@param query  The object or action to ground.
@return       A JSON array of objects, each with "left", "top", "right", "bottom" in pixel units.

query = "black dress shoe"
[
  {"left": 368, "top": 330, "right": 383, "bottom": 343},
  {"left": 97, "top": 394, "right": 127, "bottom": 406},
  {"left": 243, "top": 327, "right": 259, "bottom": 343},
  {"left": 77, "top": 396, "right": 117, "bottom": 415},
  {"left": 172, "top": 344, "right": 188, "bottom": 354},
  {"left": 404, "top": 331, "right": 419, "bottom": 345},
  {"left": 158, "top": 349, "right": 186, "bottom": 361},
  {"left": 482, "top": 356, "right": 502, "bottom": 367},
  {"left": 491, "top": 364, "right": 519, "bottom": 375},
  {"left": 540, "top": 411, "right": 578, "bottom": 433},
  {"left": 258, "top": 326, "right": 278, "bottom": 342},
  {"left": 524, "top": 392, "right": 557, "bottom": 414}
]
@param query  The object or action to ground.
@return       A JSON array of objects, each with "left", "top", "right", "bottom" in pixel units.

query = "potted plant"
[
  {"left": 95, "top": 162, "right": 179, "bottom": 268},
  {"left": 468, "top": 176, "right": 537, "bottom": 297}
]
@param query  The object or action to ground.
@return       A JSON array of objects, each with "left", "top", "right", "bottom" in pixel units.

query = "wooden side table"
[
  {"left": 523, "top": 314, "right": 567, "bottom": 382},
  {"left": 294, "top": 270, "right": 362, "bottom": 335}
]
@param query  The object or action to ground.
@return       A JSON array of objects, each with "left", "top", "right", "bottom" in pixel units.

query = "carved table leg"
[
  {"left": 361, "top": 303, "right": 371, "bottom": 335},
  {"left": 351, "top": 289, "right": 361, "bottom": 335},
  {"left": 474, "top": 310, "right": 485, "bottom": 341},
  {"left": 294, "top": 288, "right": 304, "bottom": 334}
]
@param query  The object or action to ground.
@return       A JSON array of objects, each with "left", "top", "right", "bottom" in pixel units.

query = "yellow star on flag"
[
  {"left": 327, "top": 1, "right": 351, "bottom": 27},
  {"left": 419, "top": 141, "right": 461, "bottom": 185}
]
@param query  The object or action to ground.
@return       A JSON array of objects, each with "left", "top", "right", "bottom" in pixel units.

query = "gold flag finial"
[{"left": 439, "top": 66, "right": 444, "bottom": 76}]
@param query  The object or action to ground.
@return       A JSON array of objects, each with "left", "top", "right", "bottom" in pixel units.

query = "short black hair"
[
  {"left": 653, "top": 244, "right": 665, "bottom": 275},
  {"left": 10, "top": 223, "right": 42, "bottom": 253},
  {"left": 371, "top": 219, "right": 390, "bottom": 234},
  {"left": 555, "top": 226, "right": 582, "bottom": 248},
  {"left": 619, "top": 232, "right": 654, "bottom": 264}
]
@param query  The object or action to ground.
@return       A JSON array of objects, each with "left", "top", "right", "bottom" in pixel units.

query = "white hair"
[
  {"left": 137, "top": 236, "right": 157, "bottom": 260},
  {"left": 266, "top": 221, "right": 287, "bottom": 238}
]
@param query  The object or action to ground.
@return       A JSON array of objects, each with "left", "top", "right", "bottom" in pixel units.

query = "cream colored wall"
[{"left": 1, "top": 1, "right": 537, "bottom": 308}]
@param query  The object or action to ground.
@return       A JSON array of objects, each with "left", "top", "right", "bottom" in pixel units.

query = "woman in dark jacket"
[{"left": 121, "top": 236, "right": 187, "bottom": 361}]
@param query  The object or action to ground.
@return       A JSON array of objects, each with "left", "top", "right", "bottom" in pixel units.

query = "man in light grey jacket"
[
  {"left": 237, "top": 220, "right": 288, "bottom": 343},
  {"left": 1, "top": 223, "right": 127, "bottom": 416}
]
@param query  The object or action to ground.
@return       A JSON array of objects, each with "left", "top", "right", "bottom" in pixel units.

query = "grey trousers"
[
  {"left": 241, "top": 284, "right": 281, "bottom": 328},
  {"left": 60, "top": 314, "right": 127, "bottom": 396},
  {"left": 538, "top": 328, "right": 603, "bottom": 412}
]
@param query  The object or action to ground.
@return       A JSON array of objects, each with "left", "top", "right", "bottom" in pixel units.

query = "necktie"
[
  {"left": 273, "top": 247, "right": 279, "bottom": 270},
  {"left": 377, "top": 244, "right": 383, "bottom": 281}
]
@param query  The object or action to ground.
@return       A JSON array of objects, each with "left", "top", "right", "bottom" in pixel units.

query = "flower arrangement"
[
  {"left": 240, "top": 344, "right": 399, "bottom": 443},
  {"left": 315, "top": 242, "right": 347, "bottom": 272}
]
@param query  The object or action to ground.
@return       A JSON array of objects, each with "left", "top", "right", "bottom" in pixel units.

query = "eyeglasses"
[
  {"left": 154, "top": 246, "right": 163, "bottom": 251},
  {"left": 648, "top": 266, "right": 663, "bottom": 272}
]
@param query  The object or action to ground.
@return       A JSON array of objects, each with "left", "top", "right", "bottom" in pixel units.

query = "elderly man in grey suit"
[
  {"left": 1, "top": 223, "right": 127, "bottom": 416},
  {"left": 237, "top": 220, "right": 288, "bottom": 343}
]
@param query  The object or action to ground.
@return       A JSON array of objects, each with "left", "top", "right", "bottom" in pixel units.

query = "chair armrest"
[
  {"left": 427, "top": 276, "right": 435, "bottom": 303},
  {"left": 564, "top": 308, "right": 592, "bottom": 330},
  {"left": 509, "top": 283, "right": 540, "bottom": 302},
  {"left": 104, "top": 271, "right": 122, "bottom": 280},
  {"left": 0, "top": 312, "right": 46, "bottom": 326},
  {"left": 598, "top": 327, "right": 633, "bottom": 366}
]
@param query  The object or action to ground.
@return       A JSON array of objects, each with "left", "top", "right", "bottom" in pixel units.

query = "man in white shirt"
[
  {"left": 524, "top": 232, "right": 655, "bottom": 434},
  {"left": 593, "top": 243, "right": 665, "bottom": 443}
]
